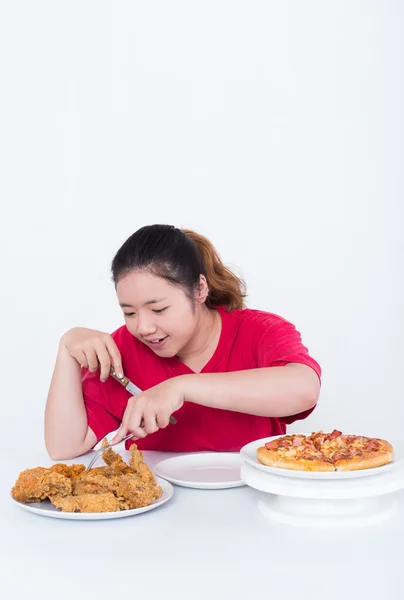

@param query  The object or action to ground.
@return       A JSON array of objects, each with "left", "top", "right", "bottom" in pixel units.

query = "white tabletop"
[{"left": 2, "top": 446, "right": 404, "bottom": 600}]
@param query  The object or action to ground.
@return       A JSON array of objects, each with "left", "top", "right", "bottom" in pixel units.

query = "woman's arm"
[
  {"left": 45, "top": 342, "right": 97, "bottom": 460},
  {"left": 111, "top": 363, "right": 320, "bottom": 443},
  {"left": 45, "top": 328, "right": 123, "bottom": 460},
  {"left": 179, "top": 363, "right": 320, "bottom": 417}
]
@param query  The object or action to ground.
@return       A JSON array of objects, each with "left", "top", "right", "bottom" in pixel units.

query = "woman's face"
[{"left": 116, "top": 270, "right": 205, "bottom": 357}]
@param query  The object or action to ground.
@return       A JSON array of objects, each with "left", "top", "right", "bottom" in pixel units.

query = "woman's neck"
[{"left": 176, "top": 306, "right": 222, "bottom": 372}]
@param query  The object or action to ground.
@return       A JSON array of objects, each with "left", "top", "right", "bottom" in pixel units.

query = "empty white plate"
[{"left": 154, "top": 453, "right": 245, "bottom": 489}]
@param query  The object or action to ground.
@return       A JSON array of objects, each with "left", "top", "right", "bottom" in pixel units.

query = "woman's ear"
[{"left": 194, "top": 274, "right": 209, "bottom": 304}]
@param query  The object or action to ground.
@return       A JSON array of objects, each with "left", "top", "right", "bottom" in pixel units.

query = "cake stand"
[{"left": 241, "top": 461, "right": 404, "bottom": 528}]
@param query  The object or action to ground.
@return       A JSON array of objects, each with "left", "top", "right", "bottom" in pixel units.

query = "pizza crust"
[
  {"left": 256, "top": 447, "right": 335, "bottom": 472},
  {"left": 377, "top": 439, "right": 394, "bottom": 455},
  {"left": 335, "top": 450, "right": 393, "bottom": 471}
]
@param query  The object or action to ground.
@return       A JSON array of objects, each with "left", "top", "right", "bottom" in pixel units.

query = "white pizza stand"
[{"left": 240, "top": 436, "right": 404, "bottom": 528}]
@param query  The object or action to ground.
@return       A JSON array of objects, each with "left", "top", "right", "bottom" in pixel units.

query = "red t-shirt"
[{"left": 82, "top": 306, "right": 321, "bottom": 452}]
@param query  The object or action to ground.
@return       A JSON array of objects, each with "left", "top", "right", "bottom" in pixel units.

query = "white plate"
[
  {"left": 154, "top": 453, "right": 245, "bottom": 489},
  {"left": 11, "top": 477, "right": 173, "bottom": 520},
  {"left": 240, "top": 434, "right": 401, "bottom": 480}
]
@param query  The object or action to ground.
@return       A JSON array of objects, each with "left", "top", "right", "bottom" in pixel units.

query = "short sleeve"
[
  {"left": 257, "top": 317, "right": 321, "bottom": 376},
  {"left": 256, "top": 316, "right": 321, "bottom": 424}
]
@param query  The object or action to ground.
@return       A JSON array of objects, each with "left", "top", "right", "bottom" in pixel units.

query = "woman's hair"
[{"left": 111, "top": 224, "right": 246, "bottom": 311}]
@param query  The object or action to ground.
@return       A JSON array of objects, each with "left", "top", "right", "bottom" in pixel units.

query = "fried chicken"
[
  {"left": 129, "top": 444, "right": 158, "bottom": 486},
  {"left": 51, "top": 493, "right": 120, "bottom": 513},
  {"left": 115, "top": 474, "right": 162, "bottom": 510},
  {"left": 101, "top": 439, "right": 134, "bottom": 476},
  {"left": 11, "top": 440, "right": 162, "bottom": 514},
  {"left": 11, "top": 468, "right": 72, "bottom": 502},
  {"left": 49, "top": 463, "right": 86, "bottom": 481},
  {"left": 41, "top": 472, "right": 72, "bottom": 498},
  {"left": 12, "top": 467, "right": 48, "bottom": 503},
  {"left": 72, "top": 471, "right": 121, "bottom": 496}
]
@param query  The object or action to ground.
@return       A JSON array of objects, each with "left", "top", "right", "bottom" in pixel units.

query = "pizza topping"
[
  {"left": 264, "top": 435, "right": 310, "bottom": 451},
  {"left": 333, "top": 451, "right": 353, "bottom": 462},
  {"left": 265, "top": 441, "right": 280, "bottom": 450},
  {"left": 284, "top": 449, "right": 298, "bottom": 457},
  {"left": 366, "top": 440, "right": 382, "bottom": 451},
  {"left": 312, "top": 434, "right": 324, "bottom": 445}
]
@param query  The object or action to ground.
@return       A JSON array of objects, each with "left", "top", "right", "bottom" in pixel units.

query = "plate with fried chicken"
[{"left": 11, "top": 440, "right": 174, "bottom": 520}]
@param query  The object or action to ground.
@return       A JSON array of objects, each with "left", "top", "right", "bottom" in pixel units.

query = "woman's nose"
[{"left": 137, "top": 315, "right": 157, "bottom": 336}]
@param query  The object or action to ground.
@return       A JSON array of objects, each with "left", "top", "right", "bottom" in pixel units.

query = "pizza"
[{"left": 256, "top": 430, "right": 394, "bottom": 472}]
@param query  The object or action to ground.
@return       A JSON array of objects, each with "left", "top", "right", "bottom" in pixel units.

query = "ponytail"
[{"left": 181, "top": 229, "right": 246, "bottom": 311}]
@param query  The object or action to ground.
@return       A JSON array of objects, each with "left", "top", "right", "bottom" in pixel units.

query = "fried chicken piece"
[
  {"left": 70, "top": 441, "right": 126, "bottom": 495},
  {"left": 79, "top": 466, "right": 107, "bottom": 476},
  {"left": 129, "top": 444, "right": 157, "bottom": 486},
  {"left": 11, "top": 468, "right": 72, "bottom": 503},
  {"left": 101, "top": 439, "right": 134, "bottom": 476},
  {"left": 114, "top": 474, "right": 162, "bottom": 510},
  {"left": 102, "top": 458, "right": 134, "bottom": 477},
  {"left": 83, "top": 464, "right": 134, "bottom": 478},
  {"left": 101, "top": 446, "right": 124, "bottom": 467},
  {"left": 12, "top": 467, "right": 49, "bottom": 503},
  {"left": 72, "top": 471, "right": 121, "bottom": 496},
  {"left": 42, "top": 472, "right": 72, "bottom": 497},
  {"left": 72, "top": 444, "right": 162, "bottom": 510},
  {"left": 51, "top": 493, "right": 120, "bottom": 513},
  {"left": 104, "top": 464, "right": 134, "bottom": 477},
  {"left": 49, "top": 463, "right": 85, "bottom": 481}
]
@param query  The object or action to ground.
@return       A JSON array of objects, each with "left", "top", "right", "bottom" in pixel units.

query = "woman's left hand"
[{"left": 110, "top": 378, "right": 185, "bottom": 444}]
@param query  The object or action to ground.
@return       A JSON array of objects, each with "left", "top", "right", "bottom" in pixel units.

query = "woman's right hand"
[{"left": 61, "top": 328, "right": 123, "bottom": 382}]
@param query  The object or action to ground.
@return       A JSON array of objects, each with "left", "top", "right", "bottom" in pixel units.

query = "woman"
[{"left": 45, "top": 224, "right": 321, "bottom": 460}]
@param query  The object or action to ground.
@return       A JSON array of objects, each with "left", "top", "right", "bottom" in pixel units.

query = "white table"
[{"left": 2, "top": 447, "right": 404, "bottom": 600}]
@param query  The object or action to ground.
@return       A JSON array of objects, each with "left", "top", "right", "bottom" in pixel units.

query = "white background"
[{"left": 0, "top": 0, "right": 403, "bottom": 461}]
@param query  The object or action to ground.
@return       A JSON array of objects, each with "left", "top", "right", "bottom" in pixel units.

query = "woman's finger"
[
  {"left": 156, "top": 410, "right": 170, "bottom": 429},
  {"left": 143, "top": 411, "right": 159, "bottom": 435},
  {"left": 110, "top": 422, "right": 129, "bottom": 445},
  {"left": 110, "top": 403, "right": 132, "bottom": 444},
  {"left": 127, "top": 402, "right": 147, "bottom": 438},
  {"left": 75, "top": 350, "right": 89, "bottom": 368},
  {"left": 84, "top": 347, "right": 99, "bottom": 372},
  {"left": 109, "top": 399, "right": 133, "bottom": 444},
  {"left": 105, "top": 338, "right": 124, "bottom": 379},
  {"left": 93, "top": 339, "right": 112, "bottom": 382}
]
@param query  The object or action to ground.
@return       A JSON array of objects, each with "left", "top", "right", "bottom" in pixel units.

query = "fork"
[
  {"left": 86, "top": 433, "right": 135, "bottom": 471},
  {"left": 86, "top": 413, "right": 177, "bottom": 471}
]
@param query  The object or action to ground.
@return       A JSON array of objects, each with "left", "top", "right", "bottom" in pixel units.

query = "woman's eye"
[
  {"left": 124, "top": 312, "right": 136, "bottom": 317},
  {"left": 153, "top": 308, "right": 167, "bottom": 314}
]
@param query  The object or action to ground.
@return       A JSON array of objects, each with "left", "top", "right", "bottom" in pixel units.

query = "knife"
[{"left": 109, "top": 366, "right": 177, "bottom": 424}]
